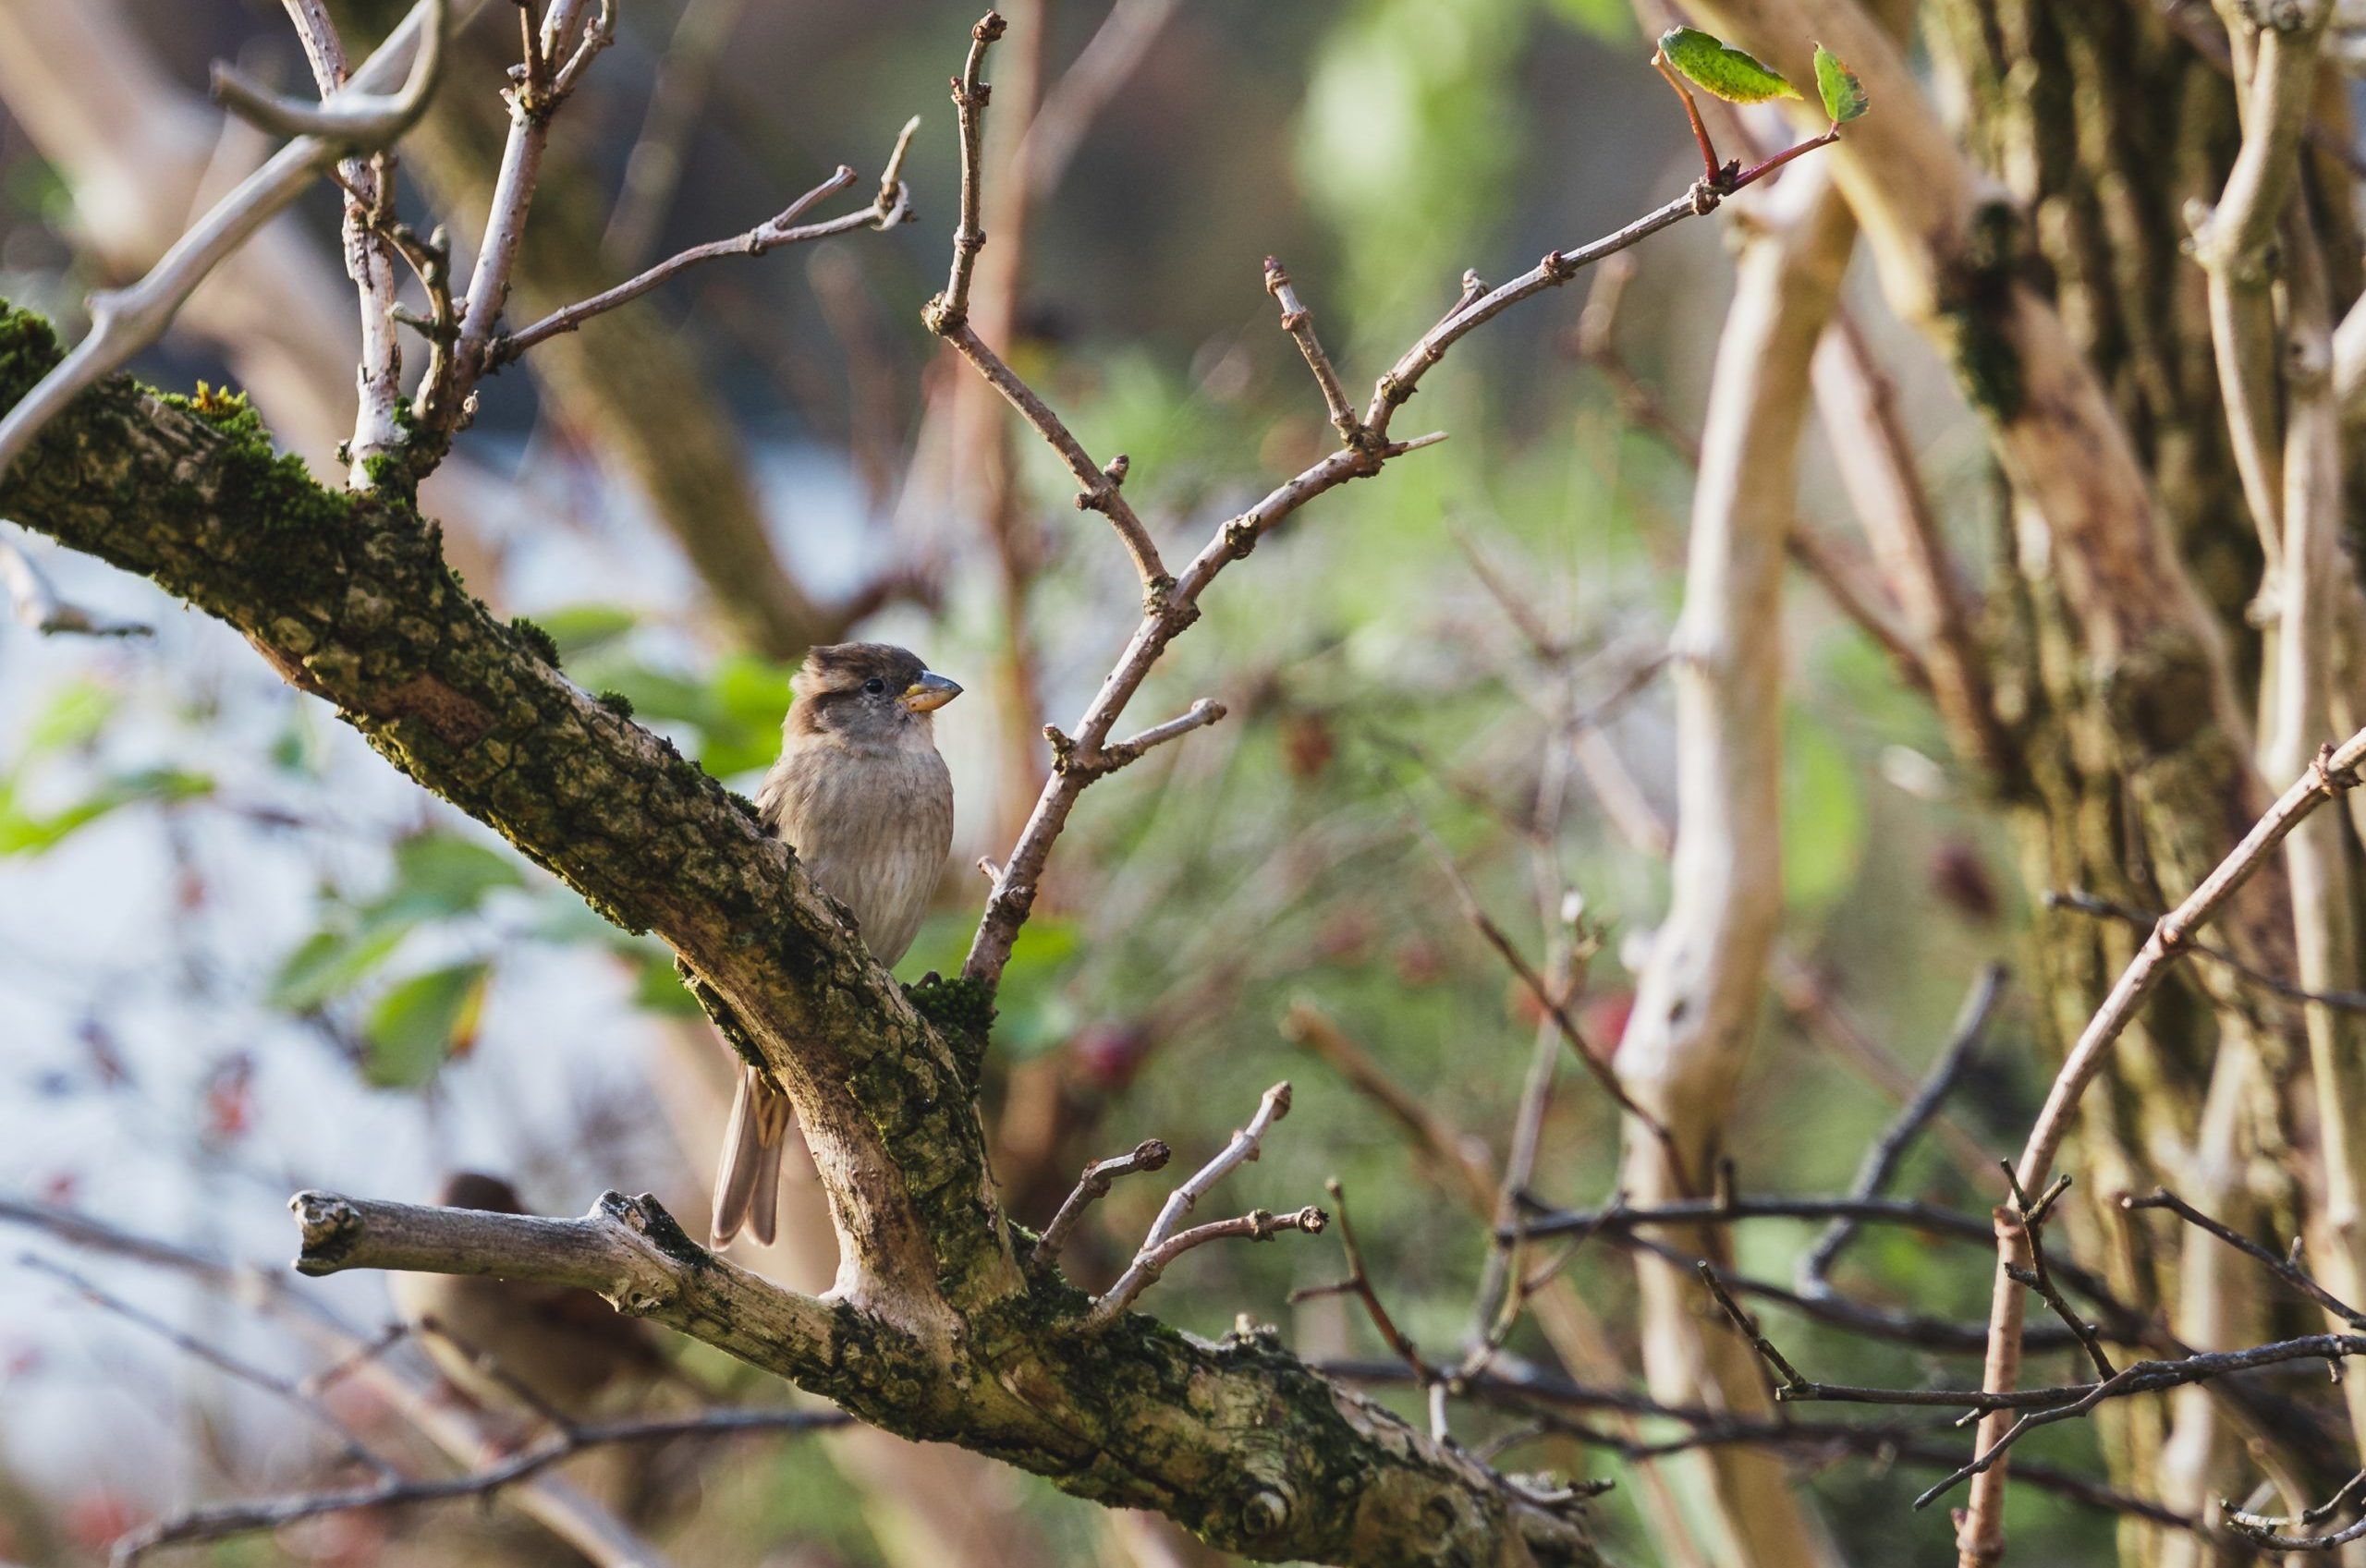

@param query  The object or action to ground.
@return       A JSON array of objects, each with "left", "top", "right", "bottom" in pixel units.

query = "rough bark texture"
[
  {"left": 1922, "top": 9, "right": 2322, "bottom": 1560},
  {"left": 0, "top": 302, "right": 1599, "bottom": 1568},
  {"left": 1671, "top": 5, "right": 2329, "bottom": 1559}
]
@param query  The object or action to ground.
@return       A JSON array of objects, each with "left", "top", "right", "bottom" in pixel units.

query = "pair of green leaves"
[
  {"left": 271, "top": 831, "right": 522, "bottom": 1087},
  {"left": 1659, "top": 27, "right": 1868, "bottom": 126}
]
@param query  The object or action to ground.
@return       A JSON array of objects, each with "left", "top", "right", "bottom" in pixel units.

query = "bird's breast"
[{"left": 760, "top": 742, "right": 955, "bottom": 967}]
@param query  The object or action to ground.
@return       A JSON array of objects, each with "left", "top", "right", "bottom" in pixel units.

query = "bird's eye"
[{"left": 863, "top": 677, "right": 886, "bottom": 695}]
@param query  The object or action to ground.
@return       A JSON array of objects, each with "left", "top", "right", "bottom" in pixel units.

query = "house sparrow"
[
  {"left": 388, "top": 1172, "right": 677, "bottom": 1419},
  {"left": 711, "top": 642, "right": 961, "bottom": 1247}
]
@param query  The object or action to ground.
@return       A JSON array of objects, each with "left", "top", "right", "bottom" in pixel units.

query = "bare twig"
[
  {"left": 1799, "top": 965, "right": 2006, "bottom": 1295},
  {"left": 1053, "top": 699, "right": 1228, "bottom": 778},
  {"left": 1291, "top": 1179, "right": 1445, "bottom": 1433},
  {"left": 1087, "top": 1205, "right": 1326, "bottom": 1326},
  {"left": 431, "top": 0, "right": 606, "bottom": 442},
  {"left": 2126, "top": 1188, "right": 2366, "bottom": 1329},
  {"left": 2047, "top": 888, "right": 2366, "bottom": 1012},
  {"left": 1331, "top": 1357, "right": 2226, "bottom": 1538},
  {"left": 946, "top": 21, "right": 1840, "bottom": 993},
  {"left": 1031, "top": 1138, "right": 1172, "bottom": 1271},
  {"left": 1282, "top": 1001, "right": 1498, "bottom": 1213},
  {"left": 211, "top": 0, "right": 450, "bottom": 143},
  {"left": 1405, "top": 815, "right": 1677, "bottom": 1154},
  {"left": 0, "top": 0, "right": 448, "bottom": 483},
  {"left": 491, "top": 131, "right": 918, "bottom": 367},
  {"left": 1090, "top": 1084, "right": 1314, "bottom": 1323},
  {"left": 1141, "top": 1083, "right": 1291, "bottom": 1254},
  {"left": 2225, "top": 1467, "right": 2366, "bottom": 1550},
  {"left": 0, "top": 538, "right": 151, "bottom": 636},
  {"left": 21, "top": 1253, "right": 398, "bottom": 1485},
  {"left": 1969, "top": 725, "right": 2366, "bottom": 1533},
  {"left": 930, "top": 12, "right": 1006, "bottom": 331},
  {"left": 2000, "top": 1169, "right": 2115, "bottom": 1380},
  {"left": 274, "top": 0, "right": 411, "bottom": 485},
  {"left": 114, "top": 1404, "right": 849, "bottom": 1562},
  {"left": 1696, "top": 1262, "right": 1810, "bottom": 1393},
  {"left": 1264, "top": 257, "right": 1363, "bottom": 446}
]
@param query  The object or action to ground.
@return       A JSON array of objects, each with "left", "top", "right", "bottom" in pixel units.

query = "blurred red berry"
[
  {"left": 1580, "top": 990, "right": 1635, "bottom": 1060},
  {"left": 1930, "top": 840, "right": 2000, "bottom": 924},
  {"left": 1392, "top": 935, "right": 1446, "bottom": 988},
  {"left": 1070, "top": 1024, "right": 1152, "bottom": 1090}
]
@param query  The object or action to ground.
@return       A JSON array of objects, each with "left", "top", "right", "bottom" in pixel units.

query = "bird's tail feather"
[{"left": 712, "top": 1065, "right": 792, "bottom": 1247}]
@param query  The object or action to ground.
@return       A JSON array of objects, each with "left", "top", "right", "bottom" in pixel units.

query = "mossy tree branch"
[{"left": 0, "top": 302, "right": 1599, "bottom": 1567}]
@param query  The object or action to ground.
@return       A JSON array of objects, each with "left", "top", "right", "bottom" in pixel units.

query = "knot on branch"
[
  {"left": 2314, "top": 742, "right": 2361, "bottom": 795},
  {"left": 920, "top": 293, "right": 965, "bottom": 335},
  {"left": 594, "top": 1190, "right": 698, "bottom": 1312},
  {"left": 1688, "top": 179, "right": 1725, "bottom": 217},
  {"left": 971, "top": 10, "right": 1007, "bottom": 43},
  {"left": 1538, "top": 250, "right": 1576, "bottom": 285},
  {"left": 289, "top": 1191, "right": 364, "bottom": 1274},
  {"left": 1075, "top": 454, "right": 1129, "bottom": 512},
  {"left": 1222, "top": 516, "right": 1261, "bottom": 560},
  {"left": 1237, "top": 1486, "right": 1295, "bottom": 1542},
  {"left": 1140, "top": 573, "right": 1179, "bottom": 620},
  {"left": 1044, "top": 723, "right": 1090, "bottom": 775}
]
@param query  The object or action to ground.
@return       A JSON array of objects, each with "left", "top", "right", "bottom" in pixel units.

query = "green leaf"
[
  {"left": 270, "top": 920, "right": 413, "bottom": 1011},
  {"left": 702, "top": 653, "right": 797, "bottom": 777},
  {"left": 992, "top": 918, "right": 1086, "bottom": 1060},
  {"left": 533, "top": 603, "right": 641, "bottom": 659},
  {"left": 380, "top": 832, "right": 524, "bottom": 919},
  {"left": 1658, "top": 27, "right": 1799, "bottom": 104},
  {"left": 23, "top": 678, "right": 118, "bottom": 756},
  {"left": 362, "top": 962, "right": 492, "bottom": 1088},
  {"left": 630, "top": 948, "right": 707, "bottom": 1017},
  {"left": 1812, "top": 43, "right": 1867, "bottom": 124},
  {"left": 0, "top": 768, "right": 212, "bottom": 856}
]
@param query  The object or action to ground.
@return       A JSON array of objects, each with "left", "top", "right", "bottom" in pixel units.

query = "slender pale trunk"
[{"left": 1614, "top": 160, "right": 1854, "bottom": 1568}]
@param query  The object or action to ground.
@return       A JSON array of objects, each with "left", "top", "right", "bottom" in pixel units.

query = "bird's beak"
[{"left": 901, "top": 671, "right": 962, "bottom": 712}]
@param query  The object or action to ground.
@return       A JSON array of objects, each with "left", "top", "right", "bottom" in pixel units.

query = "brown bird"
[
  {"left": 712, "top": 642, "right": 961, "bottom": 1247},
  {"left": 388, "top": 1172, "right": 679, "bottom": 1420}
]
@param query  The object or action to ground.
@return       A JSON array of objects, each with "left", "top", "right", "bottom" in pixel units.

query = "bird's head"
[{"left": 787, "top": 642, "right": 962, "bottom": 745}]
